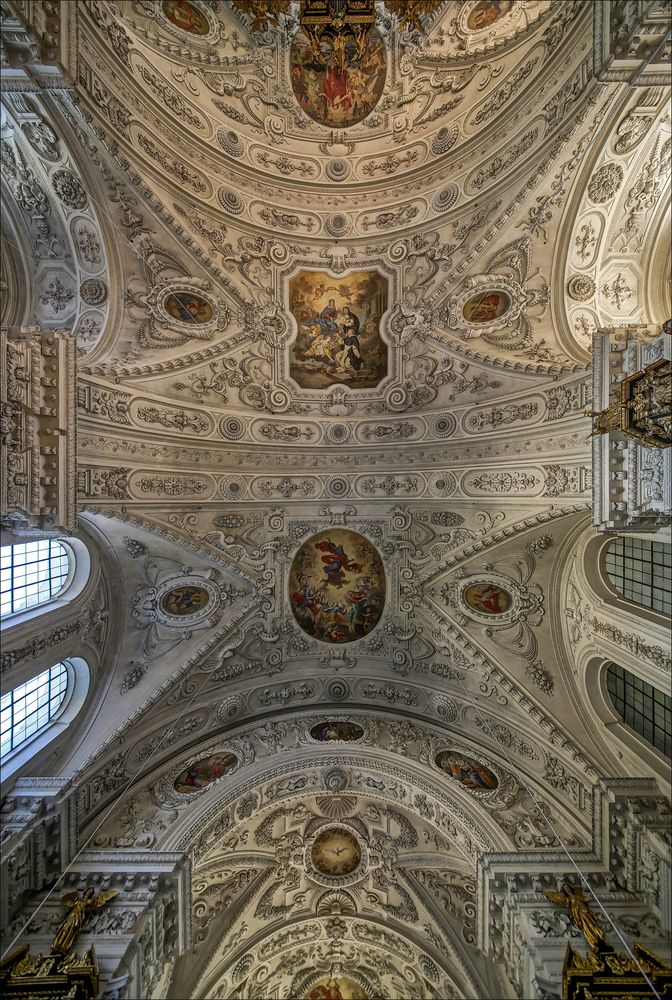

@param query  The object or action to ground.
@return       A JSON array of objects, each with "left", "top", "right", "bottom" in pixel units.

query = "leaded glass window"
[
  {"left": 604, "top": 537, "right": 671, "bottom": 615},
  {"left": 0, "top": 662, "right": 69, "bottom": 759},
  {"left": 606, "top": 662, "right": 671, "bottom": 758},
  {"left": 0, "top": 541, "right": 70, "bottom": 618}
]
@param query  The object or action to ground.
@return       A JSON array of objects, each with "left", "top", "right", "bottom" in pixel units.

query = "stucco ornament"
[
  {"left": 307, "top": 825, "right": 367, "bottom": 885},
  {"left": 445, "top": 236, "right": 549, "bottom": 351},
  {"left": 79, "top": 278, "right": 108, "bottom": 305},
  {"left": 567, "top": 275, "right": 596, "bottom": 301},
  {"left": 587, "top": 163, "right": 624, "bottom": 203},
  {"left": 51, "top": 168, "right": 88, "bottom": 209}
]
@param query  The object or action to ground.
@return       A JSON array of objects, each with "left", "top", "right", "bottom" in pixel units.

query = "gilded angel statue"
[
  {"left": 51, "top": 886, "right": 118, "bottom": 955},
  {"left": 543, "top": 883, "right": 607, "bottom": 953}
]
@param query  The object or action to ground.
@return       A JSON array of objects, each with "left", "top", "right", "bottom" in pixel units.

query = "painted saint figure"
[
  {"left": 290, "top": 29, "right": 386, "bottom": 128},
  {"left": 289, "top": 269, "right": 388, "bottom": 390},
  {"left": 165, "top": 293, "right": 213, "bottom": 325},
  {"left": 174, "top": 752, "right": 238, "bottom": 793},
  {"left": 289, "top": 529, "right": 385, "bottom": 644},
  {"left": 464, "top": 583, "right": 512, "bottom": 615},
  {"left": 436, "top": 751, "right": 498, "bottom": 790},
  {"left": 315, "top": 538, "right": 363, "bottom": 587},
  {"left": 162, "top": 0, "right": 210, "bottom": 36},
  {"left": 161, "top": 585, "right": 209, "bottom": 616},
  {"left": 311, "top": 720, "right": 364, "bottom": 742},
  {"left": 466, "top": 0, "right": 514, "bottom": 31},
  {"left": 462, "top": 291, "right": 511, "bottom": 324}
]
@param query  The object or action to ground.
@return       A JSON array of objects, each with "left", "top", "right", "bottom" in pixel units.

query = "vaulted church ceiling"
[{"left": 1, "top": 3, "right": 670, "bottom": 999}]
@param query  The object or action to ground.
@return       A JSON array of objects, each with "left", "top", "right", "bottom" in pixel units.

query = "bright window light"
[{"left": 0, "top": 662, "right": 69, "bottom": 759}]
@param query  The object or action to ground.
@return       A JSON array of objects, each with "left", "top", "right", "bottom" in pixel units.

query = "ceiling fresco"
[{"left": 1, "top": 2, "right": 671, "bottom": 999}]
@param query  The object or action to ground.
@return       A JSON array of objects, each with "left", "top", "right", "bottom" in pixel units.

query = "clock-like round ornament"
[{"left": 311, "top": 827, "right": 362, "bottom": 877}]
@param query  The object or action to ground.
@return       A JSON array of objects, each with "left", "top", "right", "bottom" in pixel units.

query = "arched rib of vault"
[
  {"left": 192, "top": 913, "right": 474, "bottom": 1000},
  {"left": 78, "top": 718, "right": 593, "bottom": 866},
  {"left": 164, "top": 772, "right": 522, "bottom": 1000},
  {"left": 552, "top": 85, "right": 671, "bottom": 356},
  {"left": 0, "top": 88, "right": 119, "bottom": 353}
]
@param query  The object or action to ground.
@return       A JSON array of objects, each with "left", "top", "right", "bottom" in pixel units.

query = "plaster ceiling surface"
[{"left": 1, "top": 2, "right": 671, "bottom": 998}]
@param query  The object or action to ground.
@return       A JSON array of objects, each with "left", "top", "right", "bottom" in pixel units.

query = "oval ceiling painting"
[
  {"left": 466, "top": 0, "right": 515, "bottom": 31},
  {"left": 307, "top": 977, "right": 368, "bottom": 1000},
  {"left": 462, "top": 290, "right": 511, "bottom": 325},
  {"left": 310, "top": 720, "right": 364, "bottom": 742},
  {"left": 311, "top": 826, "right": 362, "bottom": 877},
  {"left": 164, "top": 292, "right": 213, "bottom": 325},
  {"left": 161, "top": 585, "right": 210, "bottom": 617},
  {"left": 463, "top": 582, "right": 512, "bottom": 615},
  {"left": 435, "top": 750, "right": 499, "bottom": 790},
  {"left": 161, "top": 0, "right": 210, "bottom": 36},
  {"left": 290, "top": 529, "right": 385, "bottom": 644},
  {"left": 290, "top": 28, "right": 386, "bottom": 128},
  {"left": 174, "top": 752, "right": 238, "bottom": 793}
]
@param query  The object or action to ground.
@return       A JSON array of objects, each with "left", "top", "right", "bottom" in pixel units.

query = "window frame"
[
  {"left": 603, "top": 661, "right": 671, "bottom": 761},
  {"left": 0, "top": 537, "right": 91, "bottom": 632},
  {"left": 1, "top": 661, "right": 70, "bottom": 760},
  {"left": 0, "top": 539, "right": 73, "bottom": 620},
  {"left": 0, "top": 657, "right": 90, "bottom": 780},
  {"left": 603, "top": 536, "right": 671, "bottom": 617}
]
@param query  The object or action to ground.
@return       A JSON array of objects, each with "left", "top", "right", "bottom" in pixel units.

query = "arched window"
[
  {"left": 0, "top": 540, "right": 71, "bottom": 618},
  {"left": 604, "top": 537, "right": 671, "bottom": 615},
  {"left": 605, "top": 662, "right": 671, "bottom": 757},
  {"left": 1, "top": 661, "right": 69, "bottom": 759}
]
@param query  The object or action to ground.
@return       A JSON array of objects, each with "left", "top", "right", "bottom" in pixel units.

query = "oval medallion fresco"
[
  {"left": 462, "top": 290, "right": 511, "bottom": 324},
  {"left": 310, "top": 720, "right": 364, "bottom": 742},
  {"left": 467, "top": 0, "right": 514, "bottom": 31},
  {"left": 307, "top": 977, "right": 368, "bottom": 1000},
  {"left": 164, "top": 292, "right": 213, "bottom": 324},
  {"left": 463, "top": 582, "right": 512, "bottom": 615},
  {"left": 312, "top": 827, "right": 362, "bottom": 877},
  {"left": 174, "top": 752, "right": 237, "bottom": 793},
  {"left": 435, "top": 751, "right": 499, "bottom": 790},
  {"left": 290, "top": 28, "right": 386, "bottom": 128},
  {"left": 162, "top": 0, "right": 209, "bottom": 35},
  {"left": 290, "top": 529, "right": 385, "bottom": 644},
  {"left": 161, "top": 585, "right": 210, "bottom": 617}
]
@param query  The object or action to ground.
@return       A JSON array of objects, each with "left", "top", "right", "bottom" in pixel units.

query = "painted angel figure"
[
  {"left": 543, "top": 883, "right": 607, "bottom": 953},
  {"left": 51, "top": 886, "right": 118, "bottom": 955}
]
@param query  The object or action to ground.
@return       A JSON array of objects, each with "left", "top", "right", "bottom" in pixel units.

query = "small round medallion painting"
[
  {"left": 174, "top": 752, "right": 237, "bottom": 793},
  {"left": 290, "top": 28, "right": 386, "bottom": 128},
  {"left": 161, "top": 0, "right": 210, "bottom": 35},
  {"left": 312, "top": 827, "right": 362, "bottom": 877},
  {"left": 161, "top": 585, "right": 210, "bottom": 617},
  {"left": 306, "top": 977, "right": 368, "bottom": 1000},
  {"left": 463, "top": 582, "right": 512, "bottom": 615},
  {"left": 310, "top": 720, "right": 364, "bottom": 742},
  {"left": 462, "top": 290, "right": 511, "bottom": 324},
  {"left": 163, "top": 292, "right": 213, "bottom": 324},
  {"left": 435, "top": 751, "right": 498, "bottom": 790},
  {"left": 289, "top": 529, "right": 385, "bottom": 644},
  {"left": 466, "top": 1, "right": 514, "bottom": 31}
]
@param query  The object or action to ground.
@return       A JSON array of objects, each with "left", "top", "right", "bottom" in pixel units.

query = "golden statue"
[
  {"left": 586, "top": 401, "right": 624, "bottom": 436},
  {"left": 386, "top": 1, "right": 442, "bottom": 33},
  {"left": 51, "top": 887, "right": 118, "bottom": 956},
  {"left": 544, "top": 883, "right": 607, "bottom": 953}
]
